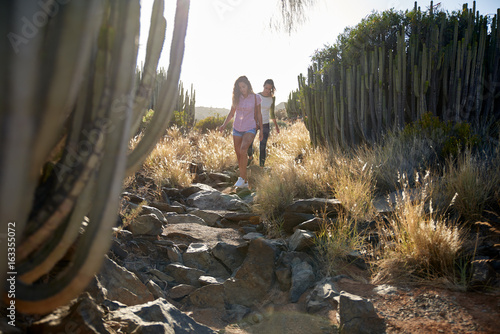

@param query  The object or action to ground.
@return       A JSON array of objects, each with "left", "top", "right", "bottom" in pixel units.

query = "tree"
[{"left": 271, "top": 0, "right": 318, "bottom": 34}]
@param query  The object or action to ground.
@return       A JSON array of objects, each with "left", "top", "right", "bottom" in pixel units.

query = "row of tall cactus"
[
  {"left": 0, "top": 0, "right": 190, "bottom": 314},
  {"left": 172, "top": 81, "right": 196, "bottom": 128},
  {"left": 286, "top": 90, "right": 303, "bottom": 120},
  {"left": 293, "top": 1, "right": 500, "bottom": 148},
  {"left": 135, "top": 67, "right": 197, "bottom": 132}
]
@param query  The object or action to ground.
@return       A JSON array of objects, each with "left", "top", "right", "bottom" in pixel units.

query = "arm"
[
  {"left": 219, "top": 106, "right": 236, "bottom": 132},
  {"left": 270, "top": 96, "right": 279, "bottom": 133},
  {"left": 272, "top": 118, "right": 280, "bottom": 133},
  {"left": 255, "top": 104, "right": 264, "bottom": 141}
]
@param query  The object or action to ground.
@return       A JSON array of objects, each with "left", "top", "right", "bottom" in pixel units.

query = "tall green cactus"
[
  {"left": 285, "top": 89, "right": 303, "bottom": 120},
  {"left": 0, "top": 0, "right": 190, "bottom": 314},
  {"left": 297, "top": 1, "right": 499, "bottom": 148},
  {"left": 171, "top": 81, "right": 196, "bottom": 128}
]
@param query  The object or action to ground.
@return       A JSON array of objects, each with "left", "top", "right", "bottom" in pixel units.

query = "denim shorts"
[{"left": 233, "top": 128, "right": 256, "bottom": 137}]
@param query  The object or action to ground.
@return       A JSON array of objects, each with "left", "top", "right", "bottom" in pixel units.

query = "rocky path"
[{"left": 3, "top": 176, "right": 499, "bottom": 334}]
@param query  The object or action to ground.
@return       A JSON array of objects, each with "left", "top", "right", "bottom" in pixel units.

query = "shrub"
[
  {"left": 365, "top": 131, "right": 439, "bottom": 194},
  {"left": 364, "top": 113, "right": 480, "bottom": 195},
  {"left": 194, "top": 114, "right": 229, "bottom": 134},
  {"left": 402, "top": 112, "right": 480, "bottom": 159},
  {"left": 373, "top": 172, "right": 465, "bottom": 285},
  {"left": 169, "top": 109, "right": 194, "bottom": 129}
]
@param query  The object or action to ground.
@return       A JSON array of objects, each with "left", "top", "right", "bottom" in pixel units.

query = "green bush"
[
  {"left": 169, "top": 109, "right": 195, "bottom": 129},
  {"left": 194, "top": 114, "right": 230, "bottom": 134},
  {"left": 402, "top": 112, "right": 480, "bottom": 159}
]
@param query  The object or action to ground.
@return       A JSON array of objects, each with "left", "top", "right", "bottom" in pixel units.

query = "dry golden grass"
[
  {"left": 373, "top": 172, "right": 466, "bottom": 285},
  {"left": 253, "top": 122, "right": 335, "bottom": 218},
  {"left": 327, "top": 149, "right": 377, "bottom": 222},
  {"left": 194, "top": 130, "right": 237, "bottom": 173},
  {"left": 265, "top": 121, "right": 311, "bottom": 166},
  {"left": 315, "top": 212, "right": 364, "bottom": 277},
  {"left": 252, "top": 162, "right": 298, "bottom": 219},
  {"left": 142, "top": 127, "right": 195, "bottom": 189},
  {"left": 442, "top": 149, "right": 500, "bottom": 223},
  {"left": 127, "top": 119, "right": 499, "bottom": 289}
]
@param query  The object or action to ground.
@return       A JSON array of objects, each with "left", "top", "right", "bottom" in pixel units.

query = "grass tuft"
[
  {"left": 315, "top": 212, "right": 364, "bottom": 277},
  {"left": 443, "top": 148, "right": 500, "bottom": 223},
  {"left": 373, "top": 172, "right": 465, "bottom": 285},
  {"left": 194, "top": 130, "right": 237, "bottom": 173}
]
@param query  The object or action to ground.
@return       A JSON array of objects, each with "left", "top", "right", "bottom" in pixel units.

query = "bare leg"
[
  {"left": 233, "top": 135, "right": 242, "bottom": 166},
  {"left": 233, "top": 133, "right": 255, "bottom": 181}
]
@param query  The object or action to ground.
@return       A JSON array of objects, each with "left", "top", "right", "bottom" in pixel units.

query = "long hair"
[
  {"left": 263, "top": 79, "right": 276, "bottom": 97},
  {"left": 232, "top": 75, "right": 255, "bottom": 108}
]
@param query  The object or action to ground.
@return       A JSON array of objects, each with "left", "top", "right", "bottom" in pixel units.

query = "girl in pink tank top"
[{"left": 219, "top": 76, "right": 263, "bottom": 188}]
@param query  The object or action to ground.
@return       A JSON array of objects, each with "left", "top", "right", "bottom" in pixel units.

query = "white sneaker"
[{"left": 234, "top": 177, "right": 246, "bottom": 187}]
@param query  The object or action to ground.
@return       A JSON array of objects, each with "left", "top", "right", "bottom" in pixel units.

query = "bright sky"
[{"left": 138, "top": 0, "right": 499, "bottom": 108}]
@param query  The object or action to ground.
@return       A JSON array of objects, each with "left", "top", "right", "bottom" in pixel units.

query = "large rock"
[
  {"left": 188, "top": 284, "right": 226, "bottom": 309},
  {"left": 282, "top": 212, "right": 316, "bottom": 234},
  {"left": 285, "top": 198, "right": 343, "bottom": 214},
  {"left": 187, "top": 188, "right": 250, "bottom": 211},
  {"left": 140, "top": 205, "right": 168, "bottom": 223},
  {"left": 169, "top": 284, "right": 196, "bottom": 300},
  {"left": 290, "top": 258, "right": 315, "bottom": 303},
  {"left": 149, "top": 201, "right": 186, "bottom": 214},
  {"left": 337, "top": 291, "right": 385, "bottom": 334},
  {"left": 162, "top": 222, "right": 244, "bottom": 248},
  {"left": 224, "top": 238, "right": 277, "bottom": 306},
  {"left": 295, "top": 217, "right": 325, "bottom": 232},
  {"left": 222, "top": 211, "right": 261, "bottom": 224},
  {"left": 146, "top": 280, "right": 166, "bottom": 299},
  {"left": 109, "top": 298, "right": 216, "bottom": 333},
  {"left": 128, "top": 213, "right": 164, "bottom": 236},
  {"left": 288, "top": 229, "right": 316, "bottom": 251},
  {"left": 183, "top": 243, "right": 231, "bottom": 279},
  {"left": 29, "top": 293, "right": 110, "bottom": 333},
  {"left": 166, "top": 213, "right": 207, "bottom": 225},
  {"left": 306, "top": 277, "right": 340, "bottom": 313},
  {"left": 97, "top": 256, "right": 154, "bottom": 306},
  {"left": 165, "top": 263, "right": 206, "bottom": 287},
  {"left": 166, "top": 244, "right": 183, "bottom": 263},
  {"left": 190, "top": 209, "right": 223, "bottom": 226},
  {"left": 181, "top": 183, "right": 217, "bottom": 197},
  {"left": 207, "top": 172, "right": 232, "bottom": 183},
  {"left": 212, "top": 242, "right": 248, "bottom": 273}
]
